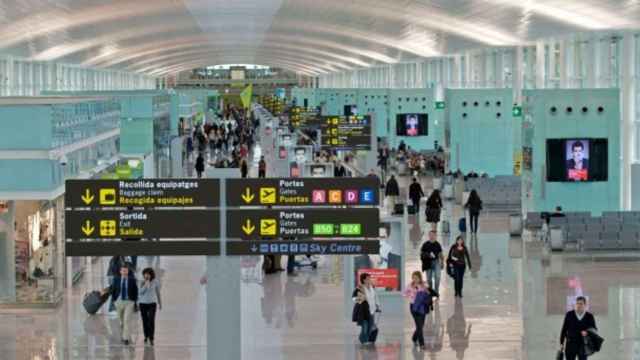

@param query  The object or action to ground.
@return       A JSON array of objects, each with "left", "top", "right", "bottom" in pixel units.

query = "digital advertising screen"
[
  {"left": 396, "top": 114, "right": 428, "bottom": 136},
  {"left": 546, "top": 138, "right": 608, "bottom": 182},
  {"left": 344, "top": 104, "right": 358, "bottom": 116},
  {"left": 565, "top": 139, "right": 589, "bottom": 181}
]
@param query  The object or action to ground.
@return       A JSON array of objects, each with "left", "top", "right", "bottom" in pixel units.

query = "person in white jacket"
[{"left": 352, "top": 273, "right": 381, "bottom": 345}]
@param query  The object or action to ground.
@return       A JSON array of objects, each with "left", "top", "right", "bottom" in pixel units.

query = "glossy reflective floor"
[{"left": 2, "top": 181, "right": 639, "bottom": 359}]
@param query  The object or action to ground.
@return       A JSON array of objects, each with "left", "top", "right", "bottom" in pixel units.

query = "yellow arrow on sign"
[
  {"left": 241, "top": 187, "right": 255, "bottom": 204},
  {"left": 81, "top": 220, "right": 95, "bottom": 236},
  {"left": 242, "top": 219, "right": 255, "bottom": 235},
  {"left": 81, "top": 189, "right": 94, "bottom": 205}
]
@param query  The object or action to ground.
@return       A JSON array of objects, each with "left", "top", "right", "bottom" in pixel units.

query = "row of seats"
[
  {"left": 524, "top": 211, "right": 640, "bottom": 251},
  {"left": 464, "top": 176, "right": 521, "bottom": 210}
]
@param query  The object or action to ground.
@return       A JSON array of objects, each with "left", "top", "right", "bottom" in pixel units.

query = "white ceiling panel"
[{"left": 0, "top": 0, "right": 637, "bottom": 76}]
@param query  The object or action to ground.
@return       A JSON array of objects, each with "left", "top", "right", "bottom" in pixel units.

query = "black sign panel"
[
  {"left": 65, "top": 210, "right": 220, "bottom": 239},
  {"left": 227, "top": 208, "right": 378, "bottom": 239},
  {"left": 65, "top": 179, "right": 220, "bottom": 208},
  {"left": 226, "top": 178, "right": 379, "bottom": 207},
  {"left": 227, "top": 240, "right": 380, "bottom": 256},
  {"left": 66, "top": 240, "right": 221, "bottom": 256},
  {"left": 320, "top": 115, "right": 371, "bottom": 150}
]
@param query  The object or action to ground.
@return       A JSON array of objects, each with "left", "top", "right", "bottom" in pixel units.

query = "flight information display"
[{"left": 320, "top": 115, "right": 371, "bottom": 150}]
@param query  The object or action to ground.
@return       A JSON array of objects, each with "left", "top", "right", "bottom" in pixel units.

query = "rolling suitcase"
[
  {"left": 441, "top": 220, "right": 450, "bottom": 233},
  {"left": 458, "top": 218, "right": 467, "bottom": 233},
  {"left": 83, "top": 290, "right": 108, "bottom": 315},
  {"left": 407, "top": 204, "right": 416, "bottom": 214},
  {"left": 393, "top": 203, "right": 405, "bottom": 215}
]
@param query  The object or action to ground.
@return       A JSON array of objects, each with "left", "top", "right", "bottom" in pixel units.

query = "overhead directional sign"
[
  {"left": 227, "top": 240, "right": 380, "bottom": 256},
  {"left": 226, "top": 178, "right": 379, "bottom": 207},
  {"left": 65, "top": 210, "right": 220, "bottom": 239},
  {"left": 227, "top": 208, "right": 378, "bottom": 239},
  {"left": 66, "top": 240, "right": 221, "bottom": 256},
  {"left": 65, "top": 179, "right": 220, "bottom": 208},
  {"left": 320, "top": 115, "right": 371, "bottom": 150}
]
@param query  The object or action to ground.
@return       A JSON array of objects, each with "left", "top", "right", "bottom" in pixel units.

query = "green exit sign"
[
  {"left": 313, "top": 224, "right": 334, "bottom": 235},
  {"left": 339, "top": 224, "right": 362, "bottom": 236},
  {"left": 435, "top": 101, "right": 446, "bottom": 110},
  {"left": 512, "top": 106, "right": 523, "bottom": 117}
]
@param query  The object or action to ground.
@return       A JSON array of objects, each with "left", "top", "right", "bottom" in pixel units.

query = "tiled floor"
[{"left": 1, "top": 198, "right": 639, "bottom": 359}]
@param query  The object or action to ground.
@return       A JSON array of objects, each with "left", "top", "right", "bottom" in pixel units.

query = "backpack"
[{"left": 411, "top": 290, "right": 432, "bottom": 315}]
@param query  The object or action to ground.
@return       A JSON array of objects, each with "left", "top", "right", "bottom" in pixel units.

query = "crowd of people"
[{"left": 188, "top": 105, "right": 258, "bottom": 178}]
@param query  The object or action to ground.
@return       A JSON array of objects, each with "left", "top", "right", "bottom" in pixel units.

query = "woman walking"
[
  {"left": 425, "top": 190, "right": 443, "bottom": 231},
  {"left": 448, "top": 236, "right": 472, "bottom": 298},
  {"left": 464, "top": 190, "right": 483, "bottom": 235},
  {"left": 139, "top": 268, "right": 162, "bottom": 346},
  {"left": 403, "top": 271, "right": 439, "bottom": 350}
]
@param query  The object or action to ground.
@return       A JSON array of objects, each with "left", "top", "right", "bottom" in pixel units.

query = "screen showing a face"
[
  {"left": 344, "top": 105, "right": 357, "bottom": 116},
  {"left": 396, "top": 114, "right": 428, "bottom": 136},
  {"left": 294, "top": 148, "right": 306, "bottom": 163},
  {"left": 311, "top": 165, "right": 326, "bottom": 177},
  {"left": 565, "top": 139, "right": 590, "bottom": 181}
]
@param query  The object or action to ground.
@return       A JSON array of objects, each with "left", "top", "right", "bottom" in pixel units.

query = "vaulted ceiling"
[{"left": 0, "top": 0, "right": 638, "bottom": 77}]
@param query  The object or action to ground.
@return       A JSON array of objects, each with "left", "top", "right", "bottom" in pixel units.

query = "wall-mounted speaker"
[
  {"left": 598, "top": 106, "right": 604, "bottom": 113},
  {"left": 582, "top": 106, "right": 588, "bottom": 113},
  {"left": 550, "top": 106, "right": 557, "bottom": 114},
  {"left": 566, "top": 107, "right": 573, "bottom": 114}
]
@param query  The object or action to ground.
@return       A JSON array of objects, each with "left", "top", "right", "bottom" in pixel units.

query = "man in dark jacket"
[
  {"left": 408, "top": 178, "right": 425, "bottom": 214},
  {"left": 103, "top": 265, "right": 138, "bottom": 345},
  {"left": 560, "top": 296, "right": 597, "bottom": 360},
  {"left": 385, "top": 174, "right": 400, "bottom": 214}
]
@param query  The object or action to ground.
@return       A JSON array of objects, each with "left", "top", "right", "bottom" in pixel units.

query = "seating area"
[
  {"left": 464, "top": 176, "right": 521, "bottom": 211},
  {"left": 525, "top": 211, "right": 640, "bottom": 251}
]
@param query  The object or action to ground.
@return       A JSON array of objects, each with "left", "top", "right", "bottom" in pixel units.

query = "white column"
[
  {"left": 535, "top": 41, "right": 546, "bottom": 89},
  {"left": 621, "top": 32, "right": 636, "bottom": 210},
  {"left": 559, "top": 39, "right": 569, "bottom": 88},
  {"left": 514, "top": 46, "right": 524, "bottom": 104}
]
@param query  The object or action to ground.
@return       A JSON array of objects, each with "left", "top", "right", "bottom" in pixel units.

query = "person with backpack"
[
  {"left": 464, "top": 189, "right": 483, "bottom": 235},
  {"left": 403, "top": 271, "right": 439, "bottom": 350},
  {"left": 447, "top": 236, "right": 472, "bottom": 298},
  {"left": 352, "top": 273, "right": 380, "bottom": 345}
]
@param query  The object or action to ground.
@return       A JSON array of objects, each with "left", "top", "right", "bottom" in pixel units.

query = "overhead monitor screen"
[
  {"left": 344, "top": 105, "right": 358, "bottom": 116},
  {"left": 396, "top": 114, "right": 428, "bottom": 136}
]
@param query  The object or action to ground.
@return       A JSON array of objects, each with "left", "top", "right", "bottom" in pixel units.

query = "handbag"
[
  {"left": 446, "top": 258, "right": 455, "bottom": 278},
  {"left": 555, "top": 350, "right": 563, "bottom": 360}
]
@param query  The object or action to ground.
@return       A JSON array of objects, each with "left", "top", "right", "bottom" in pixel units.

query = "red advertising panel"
[{"left": 357, "top": 268, "right": 399, "bottom": 291}]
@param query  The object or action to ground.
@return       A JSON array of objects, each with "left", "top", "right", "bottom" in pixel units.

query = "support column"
[
  {"left": 621, "top": 33, "right": 636, "bottom": 210},
  {"left": 514, "top": 47, "right": 524, "bottom": 104},
  {"left": 207, "top": 176, "right": 241, "bottom": 359},
  {"left": 535, "top": 41, "right": 546, "bottom": 89}
]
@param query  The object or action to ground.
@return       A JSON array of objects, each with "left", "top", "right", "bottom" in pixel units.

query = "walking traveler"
[
  {"left": 425, "top": 190, "right": 443, "bottom": 231},
  {"left": 352, "top": 273, "right": 381, "bottom": 345},
  {"left": 195, "top": 153, "right": 205, "bottom": 178},
  {"left": 464, "top": 190, "right": 483, "bottom": 234},
  {"left": 258, "top": 156, "right": 267, "bottom": 178},
  {"left": 420, "top": 230, "right": 444, "bottom": 293},
  {"left": 447, "top": 236, "right": 472, "bottom": 298},
  {"left": 403, "top": 271, "right": 439, "bottom": 350},
  {"left": 103, "top": 265, "right": 138, "bottom": 345},
  {"left": 240, "top": 158, "right": 248, "bottom": 178},
  {"left": 385, "top": 174, "right": 400, "bottom": 213},
  {"left": 139, "top": 268, "right": 162, "bottom": 346},
  {"left": 409, "top": 177, "right": 425, "bottom": 214},
  {"left": 559, "top": 296, "right": 599, "bottom": 360}
]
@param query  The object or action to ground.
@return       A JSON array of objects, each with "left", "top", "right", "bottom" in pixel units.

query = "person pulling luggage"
[
  {"left": 102, "top": 264, "right": 138, "bottom": 345},
  {"left": 352, "top": 273, "right": 381, "bottom": 346}
]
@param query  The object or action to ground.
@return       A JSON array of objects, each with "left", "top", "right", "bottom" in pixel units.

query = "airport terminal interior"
[{"left": 1, "top": 1, "right": 640, "bottom": 359}]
